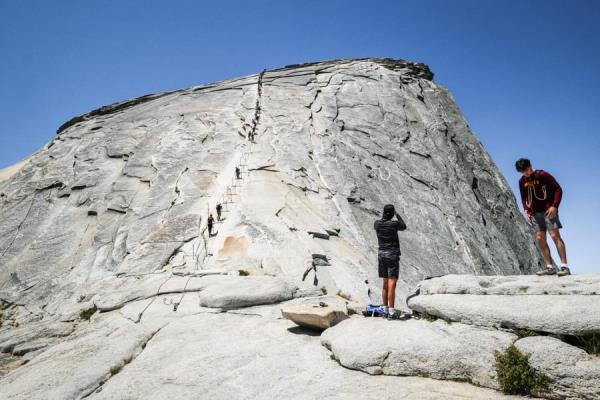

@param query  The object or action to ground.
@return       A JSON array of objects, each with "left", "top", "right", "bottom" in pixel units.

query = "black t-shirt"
[{"left": 374, "top": 216, "right": 406, "bottom": 253}]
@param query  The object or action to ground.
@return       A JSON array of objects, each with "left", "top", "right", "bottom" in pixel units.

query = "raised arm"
[{"left": 395, "top": 212, "right": 407, "bottom": 231}]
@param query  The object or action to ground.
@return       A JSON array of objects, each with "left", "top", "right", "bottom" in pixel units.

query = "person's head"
[
  {"left": 515, "top": 158, "right": 534, "bottom": 177},
  {"left": 382, "top": 204, "right": 395, "bottom": 220}
]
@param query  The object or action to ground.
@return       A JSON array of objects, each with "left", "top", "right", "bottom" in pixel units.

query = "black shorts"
[{"left": 378, "top": 251, "right": 399, "bottom": 279}]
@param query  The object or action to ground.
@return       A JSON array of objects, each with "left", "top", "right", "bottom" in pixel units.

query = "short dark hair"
[
  {"left": 515, "top": 158, "right": 531, "bottom": 172},
  {"left": 383, "top": 204, "right": 395, "bottom": 220}
]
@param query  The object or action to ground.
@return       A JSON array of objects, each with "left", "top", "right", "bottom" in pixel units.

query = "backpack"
[{"left": 362, "top": 304, "right": 386, "bottom": 317}]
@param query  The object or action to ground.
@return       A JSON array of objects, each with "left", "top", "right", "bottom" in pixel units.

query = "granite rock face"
[
  {"left": 0, "top": 58, "right": 541, "bottom": 313},
  {"left": 408, "top": 274, "right": 600, "bottom": 335},
  {"left": 0, "top": 58, "right": 544, "bottom": 398}
]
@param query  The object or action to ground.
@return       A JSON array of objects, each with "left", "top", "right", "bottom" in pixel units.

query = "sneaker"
[
  {"left": 557, "top": 267, "right": 571, "bottom": 277},
  {"left": 536, "top": 267, "right": 557, "bottom": 276}
]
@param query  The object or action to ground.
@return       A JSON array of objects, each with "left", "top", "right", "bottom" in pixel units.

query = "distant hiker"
[
  {"left": 516, "top": 158, "right": 570, "bottom": 276},
  {"left": 374, "top": 204, "right": 407, "bottom": 319},
  {"left": 207, "top": 214, "right": 215, "bottom": 236},
  {"left": 216, "top": 203, "right": 222, "bottom": 221},
  {"left": 235, "top": 167, "right": 241, "bottom": 179}
]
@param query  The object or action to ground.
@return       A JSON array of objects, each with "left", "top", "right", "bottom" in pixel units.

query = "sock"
[
  {"left": 546, "top": 264, "right": 554, "bottom": 270},
  {"left": 388, "top": 308, "right": 395, "bottom": 315},
  {"left": 382, "top": 306, "right": 388, "bottom": 313},
  {"left": 560, "top": 263, "right": 568, "bottom": 269}
]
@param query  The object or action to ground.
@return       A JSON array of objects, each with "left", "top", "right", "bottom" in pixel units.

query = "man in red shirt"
[{"left": 516, "top": 158, "right": 570, "bottom": 276}]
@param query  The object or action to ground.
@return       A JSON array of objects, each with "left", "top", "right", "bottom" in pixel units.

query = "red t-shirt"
[{"left": 518, "top": 169, "right": 562, "bottom": 214}]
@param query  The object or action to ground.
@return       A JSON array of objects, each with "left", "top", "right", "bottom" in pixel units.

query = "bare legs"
[
  {"left": 535, "top": 229, "right": 567, "bottom": 266},
  {"left": 548, "top": 229, "right": 567, "bottom": 265},
  {"left": 382, "top": 278, "right": 397, "bottom": 308},
  {"left": 535, "top": 231, "right": 553, "bottom": 265}
]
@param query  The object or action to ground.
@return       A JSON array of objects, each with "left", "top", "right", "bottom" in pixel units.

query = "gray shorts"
[{"left": 531, "top": 212, "right": 562, "bottom": 232}]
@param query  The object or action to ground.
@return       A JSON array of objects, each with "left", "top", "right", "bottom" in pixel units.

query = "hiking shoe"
[
  {"left": 536, "top": 267, "right": 557, "bottom": 276},
  {"left": 557, "top": 267, "right": 571, "bottom": 277}
]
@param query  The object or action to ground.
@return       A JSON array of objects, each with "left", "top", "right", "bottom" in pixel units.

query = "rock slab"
[
  {"left": 419, "top": 274, "right": 600, "bottom": 296},
  {"left": 409, "top": 274, "right": 600, "bottom": 335},
  {"left": 281, "top": 296, "right": 348, "bottom": 330},
  {"left": 321, "top": 317, "right": 516, "bottom": 389},
  {"left": 83, "top": 312, "right": 520, "bottom": 400},
  {"left": 196, "top": 275, "right": 317, "bottom": 309},
  {"left": 0, "top": 315, "right": 158, "bottom": 400},
  {"left": 515, "top": 336, "right": 600, "bottom": 400}
]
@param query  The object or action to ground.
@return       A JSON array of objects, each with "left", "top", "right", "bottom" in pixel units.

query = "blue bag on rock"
[{"left": 362, "top": 304, "right": 386, "bottom": 317}]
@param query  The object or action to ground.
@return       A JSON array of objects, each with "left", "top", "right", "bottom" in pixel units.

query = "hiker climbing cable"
[
  {"left": 373, "top": 204, "right": 407, "bottom": 320},
  {"left": 207, "top": 213, "right": 215, "bottom": 236},
  {"left": 216, "top": 203, "right": 222, "bottom": 221},
  {"left": 516, "top": 158, "right": 570, "bottom": 276},
  {"left": 235, "top": 166, "right": 241, "bottom": 179}
]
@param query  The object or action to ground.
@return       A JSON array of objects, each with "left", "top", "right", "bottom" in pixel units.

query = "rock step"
[
  {"left": 515, "top": 336, "right": 600, "bottom": 400},
  {"left": 409, "top": 274, "right": 600, "bottom": 336},
  {"left": 281, "top": 296, "right": 348, "bottom": 330},
  {"left": 321, "top": 317, "right": 516, "bottom": 389},
  {"left": 419, "top": 274, "right": 600, "bottom": 296}
]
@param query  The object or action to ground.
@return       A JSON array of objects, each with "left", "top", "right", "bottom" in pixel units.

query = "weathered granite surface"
[
  {"left": 408, "top": 275, "right": 600, "bottom": 335},
  {"left": 515, "top": 336, "right": 600, "bottom": 400},
  {"left": 281, "top": 295, "right": 348, "bottom": 330},
  {"left": 0, "top": 58, "right": 542, "bottom": 318},
  {"left": 321, "top": 317, "right": 516, "bottom": 389},
  {"left": 1, "top": 315, "right": 159, "bottom": 399},
  {"left": 418, "top": 274, "right": 600, "bottom": 296},
  {"left": 0, "top": 58, "right": 545, "bottom": 398},
  {"left": 83, "top": 312, "right": 526, "bottom": 399}
]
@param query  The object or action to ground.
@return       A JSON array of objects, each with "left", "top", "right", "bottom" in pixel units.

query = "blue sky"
[{"left": 1, "top": 0, "right": 598, "bottom": 273}]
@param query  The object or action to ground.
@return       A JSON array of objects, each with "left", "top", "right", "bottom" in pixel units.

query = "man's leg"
[
  {"left": 548, "top": 229, "right": 567, "bottom": 265},
  {"left": 387, "top": 278, "right": 397, "bottom": 310},
  {"left": 381, "top": 278, "right": 389, "bottom": 308},
  {"left": 535, "top": 230, "right": 553, "bottom": 266}
]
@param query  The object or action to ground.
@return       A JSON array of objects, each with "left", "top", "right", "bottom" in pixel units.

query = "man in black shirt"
[
  {"left": 207, "top": 214, "right": 215, "bottom": 236},
  {"left": 374, "top": 204, "right": 407, "bottom": 319}
]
